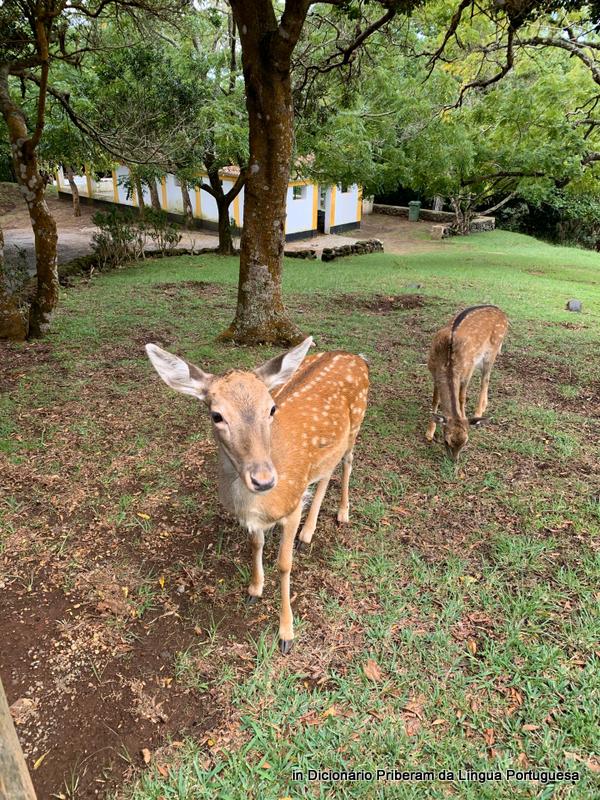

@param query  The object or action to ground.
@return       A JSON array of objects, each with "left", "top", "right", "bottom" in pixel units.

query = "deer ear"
[
  {"left": 146, "top": 343, "right": 213, "bottom": 400},
  {"left": 469, "top": 416, "right": 489, "bottom": 428},
  {"left": 254, "top": 336, "right": 314, "bottom": 390},
  {"left": 432, "top": 413, "right": 446, "bottom": 424}
]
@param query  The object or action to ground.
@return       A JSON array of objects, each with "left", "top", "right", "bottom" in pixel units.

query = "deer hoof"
[
  {"left": 279, "top": 638, "right": 293, "bottom": 655},
  {"left": 246, "top": 595, "right": 260, "bottom": 606},
  {"left": 295, "top": 539, "right": 307, "bottom": 552}
]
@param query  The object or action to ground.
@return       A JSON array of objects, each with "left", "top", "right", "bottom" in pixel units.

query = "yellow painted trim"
[
  {"left": 312, "top": 184, "right": 318, "bottom": 230},
  {"left": 232, "top": 194, "right": 241, "bottom": 227},
  {"left": 55, "top": 170, "right": 61, "bottom": 190},
  {"left": 112, "top": 170, "right": 119, "bottom": 202},
  {"left": 161, "top": 177, "right": 167, "bottom": 209},
  {"left": 356, "top": 186, "right": 363, "bottom": 223},
  {"left": 195, "top": 187, "right": 202, "bottom": 218},
  {"left": 329, "top": 185, "right": 337, "bottom": 230},
  {"left": 288, "top": 179, "right": 311, "bottom": 187},
  {"left": 85, "top": 165, "right": 92, "bottom": 198}
]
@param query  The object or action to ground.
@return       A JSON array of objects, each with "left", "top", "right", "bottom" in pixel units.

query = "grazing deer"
[
  {"left": 425, "top": 305, "right": 508, "bottom": 461},
  {"left": 146, "top": 337, "right": 369, "bottom": 653}
]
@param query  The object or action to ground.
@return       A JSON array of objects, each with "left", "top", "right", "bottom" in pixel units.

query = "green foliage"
[
  {"left": 91, "top": 207, "right": 182, "bottom": 269},
  {"left": 91, "top": 208, "right": 145, "bottom": 269},
  {"left": 142, "top": 209, "right": 182, "bottom": 254}
]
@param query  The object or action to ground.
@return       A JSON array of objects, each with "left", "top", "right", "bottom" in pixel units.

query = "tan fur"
[
  {"left": 426, "top": 306, "right": 508, "bottom": 460},
  {"left": 222, "top": 352, "right": 369, "bottom": 650},
  {"left": 147, "top": 341, "right": 369, "bottom": 652}
]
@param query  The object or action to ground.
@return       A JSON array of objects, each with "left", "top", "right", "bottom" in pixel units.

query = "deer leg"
[
  {"left": 425, "top": 385, "right": 440, "bottom": 441},
  {"left": 246, "top": 529, "right": 265, "bottom": 604},
  {"left": 278, "top": 501, "right": 303, "bottom": 654},
  {"left": 337, "top": 448, "right": 354, "bottom": 524},
  {"left": 475, "top": 363, "right": 492, "bottom": 417},
  {"left": 297, "top": 475, "right": 332, "bottom": 548}
]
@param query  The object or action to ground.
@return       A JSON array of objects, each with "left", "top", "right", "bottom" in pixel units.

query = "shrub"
[
  {"left": 91, "top": 208, "right": 145, "bottom": 269},
  {"left": 142, "top": 209, "right": 182, "bottom": 255}
]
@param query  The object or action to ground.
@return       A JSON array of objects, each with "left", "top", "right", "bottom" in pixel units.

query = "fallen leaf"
[
  {"left": 262, "top": 761, "right": 271, "bottom": 769},
  {"left": 404, "top": 716, "right": 422, "bottom": 736},
  {"left": 159, "top": 575, "right": 165, "bottom": 589},
  {"left": 432, "top": 718, "right": 447, "bottom": 726},
  {"left": 392, "top": 505, "right": 410, "bottom": 515},
  {"left": 157, "top": 764, "right": 168, "bottom": 777},
  {"left": 321, "top": 705, "right": 337, "bottom": 719},
  {"left": 586, "top": 756, "right": 600, "bottom": 773},
  {"left": 467, "top": 638, "right": 478, "bottom": 655},
  {"left": 363, "top": 658, "right": 383, "bottom": 682},
  {"left": 517, "top": 752, "right": 528, "bottom": 768},
  {"left": 522, "top": 724, "right": 540, "bottom": 731},
  {"left": 9, "top": 697, "right": 37, "bottom": 725},
  {"left": 483, "top": 728, "right": 495, "bottom": 747},
  {"left": 137, "top": 512, "right": 151, "bottom": 520},
  {"left": 33, "top": 751, "right": 49, "bottom": 770},
  {"left": 141, "top": 748, "right": 152, "bottom": 764}
]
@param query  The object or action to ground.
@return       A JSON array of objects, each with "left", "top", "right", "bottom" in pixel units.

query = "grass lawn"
[{"left": 0, "top": 229, "right": 599, "bottom": 799}]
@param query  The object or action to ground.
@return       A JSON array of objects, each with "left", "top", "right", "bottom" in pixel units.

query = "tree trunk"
[
  {"left": 451, "top": 196, "right": 474, "bottom": 235},
  {"left": 202, "top": 162, "right": 245, "bottom": 256},
  {"left": 0, "top": 676, "right": 38, "bottom": 799},
  {"left": 148, "top": 179, "right": 161, "bottom": 212},
  {"left": 180, "top": 180, "right": 194, "bottom": 228},
  {"left": 0, "top": 69, "right": 58, "bottom": 339},
  {"left": 216, "top": 196, "right": 234, "bottom": 255},
  {"left": 0, "top": 223, "right": 29, "bottom": 341},
  {"left": 134, "top": 176, "right": 146, "bottom": 215},
  {"left": 65, "top": 165, "right": 81, "bottom": 217},
  {"left": 219, "top": 23, "right": 303, "bottom": 344}
]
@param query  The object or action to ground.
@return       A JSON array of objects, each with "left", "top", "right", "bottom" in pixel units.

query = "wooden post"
[{"left": 0, "top": 678, "right": 37, "bottom": 800}]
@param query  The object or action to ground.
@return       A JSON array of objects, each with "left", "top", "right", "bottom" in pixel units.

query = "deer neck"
[
  {"left": 216, "top": 443, "right": 270, "bottom": 531},
  {"left": 438, "top": 351, "right": 464, "bottom": 421}
]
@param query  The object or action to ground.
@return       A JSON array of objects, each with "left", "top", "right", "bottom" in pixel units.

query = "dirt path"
[{"left": 1, "top": 183, "right": 445, "bottom": 278}]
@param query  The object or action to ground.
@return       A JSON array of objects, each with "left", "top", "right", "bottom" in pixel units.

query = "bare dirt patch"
[
  {"left": 338, "top": 293, "right": 427, "bottom": 314},
  {"left": 0, "top": 341, "right": 58, "bottom": 392}
]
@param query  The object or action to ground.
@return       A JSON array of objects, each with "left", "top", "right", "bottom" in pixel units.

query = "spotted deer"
[
  {"left": 146, "top": 337, "right": 369, "bottom": 653},
  {"left": 426, "top": 305, "right": 508, "bottom": 461}
]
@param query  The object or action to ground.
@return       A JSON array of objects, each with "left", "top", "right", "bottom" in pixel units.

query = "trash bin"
[{"left": 408, "top": 201, "right": 421, "bottom": 222}]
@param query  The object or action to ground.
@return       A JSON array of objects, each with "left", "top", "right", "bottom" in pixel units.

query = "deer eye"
[
  {"left": 211, "top": 412, "right": 224, "bottom": 423},
  {"left": 270, "top": 405, "right": 277, "bottom": 416}
]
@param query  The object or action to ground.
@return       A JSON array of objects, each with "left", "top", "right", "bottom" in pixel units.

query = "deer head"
[
  {"left": 145, "top": 338, "right": 313, "bottom": 493},
  {"left": 432, "top": 413, "right": 488, "bottom": 461}
]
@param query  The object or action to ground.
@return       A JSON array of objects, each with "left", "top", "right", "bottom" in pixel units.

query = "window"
[
  {"left": 338, "top": 182, "right": 350, "bottom": 194},
  {"left": 292, "top": 185, "right": 306, "bottom": 200}
]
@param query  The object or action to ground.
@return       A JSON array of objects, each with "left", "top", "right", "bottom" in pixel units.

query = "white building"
[{"left": 56, "top": 165, "right": 363, "bottom": 241}]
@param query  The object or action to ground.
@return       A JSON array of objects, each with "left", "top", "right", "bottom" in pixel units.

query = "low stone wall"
[
  {"left": 321, "top": 239, "right": 384, "bottom": 262},
  {"left": 373, "top": 204, "right": 456, "bottom": 223},
  {"left": 284, "top": 249, "right": 318, "bottom": 260},
  {"left": 373, "top": 203, "right": 495, "bottom": 231},
  {"left": 470, "top": 216, "right": 495, "bottom": 233}
]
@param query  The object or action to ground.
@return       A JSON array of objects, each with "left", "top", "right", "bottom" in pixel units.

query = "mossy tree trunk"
[
  {"left": 134, "top": 176, "right": 146, "bottom": 215},
  {"left": 0, "top": 63, "right": 58, "bottom": 340},
  {"left": 0, "top": 223, "right": 29, "bottom": 341},
  {"left": 180, "top": 180, "right": 194, "bottom": 228},
  {"left": 65, "top": 164, "right": 81, "bottom": 217},
  {"left": 220, "top": 2, "right": 309, "bottom": 344},
  {"left": 148, "top": 179, "right": 161, "bottom": 211}
]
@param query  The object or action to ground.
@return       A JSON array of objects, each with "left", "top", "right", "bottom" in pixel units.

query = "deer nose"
[{"left": 250, "top": 474, "right": 275, "bottom": 492}]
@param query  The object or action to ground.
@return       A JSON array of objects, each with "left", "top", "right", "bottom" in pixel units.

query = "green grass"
[{"left": 1, "top": 229, "right": 599, "bottom": 799}]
